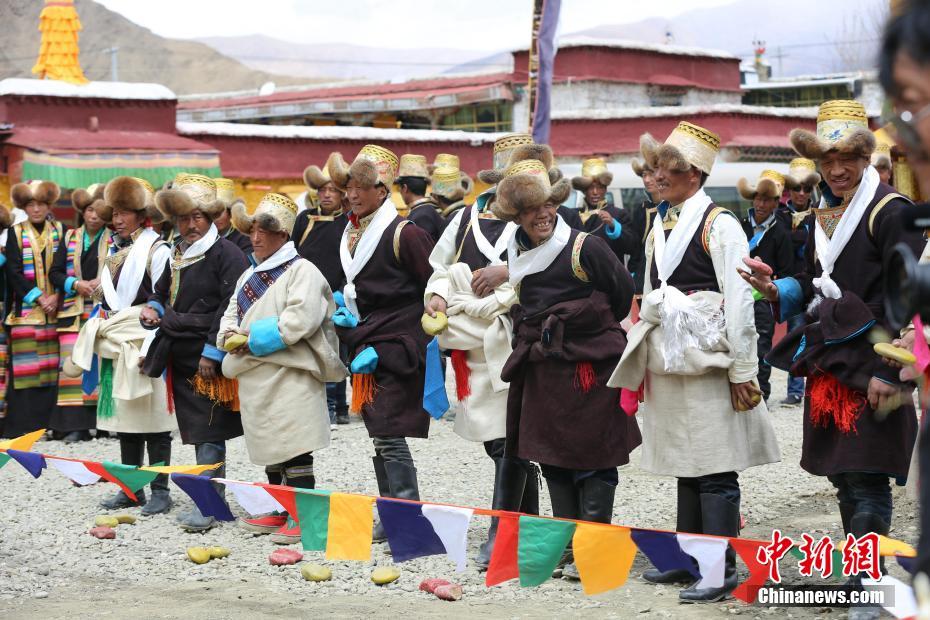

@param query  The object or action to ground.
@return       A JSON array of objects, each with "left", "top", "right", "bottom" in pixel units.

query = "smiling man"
[
  {"left": 140, "top": 175, "right": 249, "bottom": 532},
  {"left": 611, "top": 122, "right": 780, "bottom": 603},
  {"left": 738, "top": 170, "right": 794, "bottom": 403},
  {"left": 743, "top": 100, "right": 924, "bottom": 617}
]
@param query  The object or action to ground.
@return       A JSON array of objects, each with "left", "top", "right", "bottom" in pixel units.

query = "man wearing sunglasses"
[{"left": 776, "top": 158, "right": 820, "bottom": 406}]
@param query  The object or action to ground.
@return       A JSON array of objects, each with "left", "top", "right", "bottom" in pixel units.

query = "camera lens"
[{"left": 885, "top": 242, "right": 930, "bottom": 331}]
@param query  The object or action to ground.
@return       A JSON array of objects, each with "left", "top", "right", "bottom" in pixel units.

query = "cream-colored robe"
[
  {"left": 426, "top": 215, "right": 516, "bottom": 443},
  {"left": 68, "top": 305, "right": 174, "bottom": 434},
  {"left": 219, "top": 260, "right": 346, "bottom": 466},
  {"left": 609, "top": 210, "right": 780, "bottom": 477}
]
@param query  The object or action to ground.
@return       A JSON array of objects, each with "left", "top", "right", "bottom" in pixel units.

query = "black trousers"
[
  {"left": 753, "top": 300, "right": 775, "bottom": 400},
  {"left": 918, "top": 422, "right": 930, "bottom": 578},
  {"left": 679, "top": 471, "right": 740, "bottom": 505}
]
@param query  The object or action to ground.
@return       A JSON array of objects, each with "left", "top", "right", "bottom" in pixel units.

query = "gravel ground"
[{"left": 0, "top": 370, "right": 919, "bottom": 619}]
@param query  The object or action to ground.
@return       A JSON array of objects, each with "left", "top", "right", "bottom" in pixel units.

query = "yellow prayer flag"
[
  {"left": 139, "top": 463, "right": 223, "bottom": 475},
  {"left": 572, "top": 523, "right": 637, "bottom": 595},
  {"left": 0, "top": 429, "right": 47, "bottom": 452},
  {"left": 325, "top": 493, "right": 374, "bottom": 561},
  {"left": 879, "top": 535, "right": 916, "bottom": 558}
]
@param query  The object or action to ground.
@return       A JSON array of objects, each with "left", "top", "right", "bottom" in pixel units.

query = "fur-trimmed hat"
[
  {"left": 572, "top": 157, "right": 614, "bottom": 191},
  {"left": 11, "top": 180, "right": 61, "bottom": 210},
  {"left": 737, "top": 169, "right": 786, "bottom": 200},
  {"left": 0, "top": 206, "right": 12, "bottom": 230},
  {"left": 789, "top": 100, "right": 875, "bottom": 161},
  {"left": 490, "top": 144, "right": 571, "bottom": 223},
  {"left": 71, "top": 183, "right": 105, "bottom": 214},
  {"left": 95, "top": 176, "right": 149, "bottom": 223},
  {"left": 477, "top": 133, "right": 535, "bottom": 185},
  {"left": 155, "top": 174, "right": 225, "bottom": 221},
  {"left": 231, "top": 192, "right": 298, "bottom": 236},
  {"left": 640, "top": 121, "right": 720, "bottom": 176},
  {"left": 329, "top": 145, "right": 399, "bottom": 190},
  {"left": 871, "top": 142, "right": 892, "bottom": 170},
  {"left": 397, "top": 154, "right": 429, "bottom": 180},
  {"left": 783, "top": 158, "right": 821, "bottom": 190},
  {"left": 630, "top": 158, "right": 653, "bottom": 178},
  {"left": 304, "top": 152, "right": 347, "bottom": 192}
]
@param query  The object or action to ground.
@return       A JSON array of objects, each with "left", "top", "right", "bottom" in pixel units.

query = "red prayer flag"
[
  {"left": 485, "top": 514, "right": 519, "bottom": 586},
  {"left": 82, "top": 460, "right": 138, "bottom": 501},
  {"left": 264, "top": 485, "right": 298, "bottom": 521},
  {"left": 731, "top": 538, "right": 770, "bottom": 603}
]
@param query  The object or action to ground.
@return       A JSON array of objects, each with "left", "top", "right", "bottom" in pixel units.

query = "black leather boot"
[
  {"left": 384, "top": 460, "right": 420, "bottom": 501},
  {"left": 545, "top": 473, "right": 579, "bottom": 577},
  {"left": 477, "top": 457, "right": 529, "bottom": 570},
  {"left": 101, "top": 434, "right": 146, "bottom": 509},
  {"left": 141, "top": 432, "right": 173, "bottom": 516},
  {"left": 846, "top": 512, "right": 890, "bottom": 620},
  {"left": 563, "top": 477, "right": 617, "bottom": 580},
  {"left": 679, "top": 493, "right": 740, "bottom": 603},
  {"left": 520, "top": 462, "right": 541, "bottom": 515},
  {"left": 839, "top": 501, "right": 856, "bottom": 536},
  {"left": 371, "top": 455, "right": 390, "bottom": 542},
  {"left": 644, "top": 479, "right": 701, "bottom": 584}
]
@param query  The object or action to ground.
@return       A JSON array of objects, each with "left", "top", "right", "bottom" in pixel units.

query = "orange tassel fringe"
[
  {"left": 573, "top": 361, "right": 596, "bottom": 393},
  {"left": 450, "top": 350, "right": 471, "bottom": 401},
  {"left": 807, "top": 373, "right": 865, "bottom": 435},
  {"left": 192, "top": 375, "right": 240, "bottom": 412},
  {"left": 350, "top": 373, "right": 376, "bottom": 414},
  {"left": 165, "top": 367, "right": 175, "bottom": 415}
]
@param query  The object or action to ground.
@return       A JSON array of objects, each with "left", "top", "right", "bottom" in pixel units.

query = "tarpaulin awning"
[{"left": 5, "top": 127, "right": 220, "bottom": 188}]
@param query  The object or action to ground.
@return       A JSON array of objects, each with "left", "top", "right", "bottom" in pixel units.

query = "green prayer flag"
[
  {"left": 517, "top": 516, "right": 576, "bottom": 587},
  {"left": 102, "top": 460, "right": 158, "bottom": 493},
  {"left": 0, "top": 453, "right": 9, "bottom": 469},
  {"left": 295, "top": 489, "right": 332, "bottom": 552}
]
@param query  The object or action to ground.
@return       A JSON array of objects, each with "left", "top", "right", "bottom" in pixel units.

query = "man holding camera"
[{"left": 743, "top": 100, "right": 923, "bottom": 616}]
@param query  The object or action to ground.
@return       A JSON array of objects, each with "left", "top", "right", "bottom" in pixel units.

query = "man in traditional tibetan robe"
[
  {"left": 213, "top": 177, "right": 253, "bottom": 255},
  {"left": 49, "top": 184, "right": 110, "bottom": 442},
  {"left": 570, "top": 158, "right": 637, "bottom": 265},
  {"left": 744, "top": 101, "right": 922, "bottom": 615},
  {"left": 329, "top": 145, "right": 435, "bottom": 539},
  {"left": 497, "top": 147, "right": 641, "bottom": 581},
  {"left": 628, "top": 158, "right": 659, "bottom": 296},
  {"left": 871, "top": 143, "right": 894, "bottom": 185},
  {"left": 610, "top": 122, "right": 780, "bottom": 602},
  {"left": 423, "top": 144, "right": 544, "bottom": 570},
  {"left": 776, "top": 158, "right": 821, "bottom": 405},
  {"left": 66, "top": 177, "right": 176, "bottom": 514},
  {"left": 396, "top": 154, "right": 443, "bottom": 243},
  {"left": 141, "top": 175, "right": 249, "bottom": 532},
  {"left": 220, "top": 192, "right": 345, "bottom": 544},
  {"left": 738, "top": 170, "right": 794, "bottom": 403},
  {"left": 2, "top": 180, "right": 60, "bottom": 439},
  {"left": 293, "top": 155, "right": 350, "bottom": 425}
]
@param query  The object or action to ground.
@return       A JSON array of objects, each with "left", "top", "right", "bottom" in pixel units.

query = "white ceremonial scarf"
[
  {"left": 651, "top": 188, "right": 713, "bottom": 285},
  {"left": 339, "top": 199, "right": 398, "bottom": 317},
  {"left": 646, "top": 188, "right": 723, "bottom": 373},
  {"left": 101, "top": 227, "right": 160, "bottom": 312},
  {"left": 233, "top": 241, "right": 299, "bottom": 297},
  {"left": 179, "top": 223, "right": 219, "bottom": 260},
  {"left": 812, "top": 165, "right": 880, "bottom": 299},
  {"left": 471, "top": 205, "right": 517, "bottom": 266},
  {"left": 507, "top": 215, "right": 571, "bottom": 287}
]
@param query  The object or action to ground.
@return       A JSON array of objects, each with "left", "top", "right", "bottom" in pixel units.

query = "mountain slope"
[{"left": 0, "top": 0, "right": 306, "bottom": 95}]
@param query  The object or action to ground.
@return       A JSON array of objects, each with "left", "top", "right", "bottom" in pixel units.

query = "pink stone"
[
  {"left": 268, "top": 548, "right": 303, "bottom": 566},
  {"left": 434, "top": 583, "right": 463, "bottom": 601},
  {"left": 89, "top": 526, "right": 116, "bottom": 539}
]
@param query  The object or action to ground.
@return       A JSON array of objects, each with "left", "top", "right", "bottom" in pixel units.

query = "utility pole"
[
  {"left": 107, "top": 47, "right": 118, "bottom": 81},
  {"left": 772, "top": 46, "right": 785, "bottom": 77}
]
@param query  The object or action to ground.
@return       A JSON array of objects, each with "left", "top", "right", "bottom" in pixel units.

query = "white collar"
[
  {"left": 179, "top": 223, "right": 219, "bottom": 260},
  {"left": 507, "top": 215, "right": 571, "bottom": 288}
]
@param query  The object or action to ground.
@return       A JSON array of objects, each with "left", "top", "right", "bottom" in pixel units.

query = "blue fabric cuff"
[
  {"left": 605, "top": 219, "right": 622, "bottom": 240},
  {"left": 333, "top": 290, "right": 345, "bottom": 308},
  {"left": 332, "top": 306, "right": 358, "bottom": 328},
  {"left": 147, "top": 300, "right": 165, "bottom": 318},
  {"left": 350, "top": 346, "right": 379, "bottom": 374},
  {"left": 773, "top": 277, "right": 803, "bottom": 322},
  {"left": 201, "top": 344, "right": 226, "bottom": 363},
  {"left": 64, "top": 276, "right": 77, "bottom": 295},
  {"left": 248, "top": 316, "right": 286, "bottom": 357},
  {"left": 24, "top": 287, "right": 42, "bottom": 305}
]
